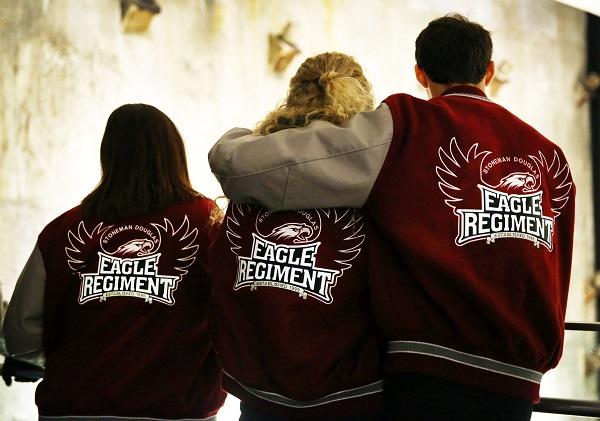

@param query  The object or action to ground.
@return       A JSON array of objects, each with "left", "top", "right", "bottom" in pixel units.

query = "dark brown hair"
[
  {"left": 415, "top": 13, "right": 492, "bottom": 84},
  {"left": 82, "top": 103, "right": 200, "bottom": 221}
]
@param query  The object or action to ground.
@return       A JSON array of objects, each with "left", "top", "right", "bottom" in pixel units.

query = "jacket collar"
[{"left": 439, "top": 85, "right": 492, "bottom": 102}]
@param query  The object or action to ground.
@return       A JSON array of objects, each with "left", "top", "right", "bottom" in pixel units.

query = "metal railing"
[{"left": 533, "top": 322, "right": 600, "bottom": 417}]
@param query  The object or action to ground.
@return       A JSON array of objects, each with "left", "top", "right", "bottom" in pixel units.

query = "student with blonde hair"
[{"left": 209, "top": 52, "right": 384, "bottom": 420}]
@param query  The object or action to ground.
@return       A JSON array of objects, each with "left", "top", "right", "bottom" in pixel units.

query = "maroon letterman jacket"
[
  {"left": 208, "top": 204, "right": 383, "bottom": 418},
  {"left": 208, "top": 86, "right": 576, "bottom": 402},
  {"left": 3, "top": 197, "right": 226, "bottom": 420}
]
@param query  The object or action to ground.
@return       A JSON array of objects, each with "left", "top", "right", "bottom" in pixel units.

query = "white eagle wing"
[
  {"left": 436, "top": 137, "right": 491, "bottom": 212},
  {"left": 530, "top": 150, "right": 573, "bottom": 218},
  {"left": 65, "top": 221, "right": 109, "bottom": 272},
  {"left": 325, "top": 209, "right": 366, "bottom": 273},
  {"left": 152, "top": 215, "right": 199, "bottom": 275},
  {"left": 226, "top": 204, "right": 252, "bottom": 256}
]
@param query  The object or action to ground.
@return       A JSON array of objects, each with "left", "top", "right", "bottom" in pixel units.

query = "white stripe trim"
[
  {"left": 388, "top": 340, "right": 543, "bottom": 384},
  {"left": 224, "top": 371, "right": 383, "bottom": 408},
  {"left": 39, "top": 416, "right": 216, "bottom": 421},
  {"left": 443, "top": 93, "right": 494, "bottom": 103}
]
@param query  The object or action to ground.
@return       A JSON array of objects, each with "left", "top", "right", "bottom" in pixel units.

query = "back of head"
[
  {"left": 82, "top": 103, "right": 199, "bottom": 221},
  {"left": 415, "top": 13, "right": 492, "bottom": 84},
  {"left": 255, "top": 52, "right": 375, "bottom": 135}
]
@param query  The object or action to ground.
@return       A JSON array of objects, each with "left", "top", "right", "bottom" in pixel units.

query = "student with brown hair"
[
  {"left": 3, "top": 104, "right": 226, "bottom": 420},
  {"left": 208, "top": 52, "right": 384, "bottom": 420}
]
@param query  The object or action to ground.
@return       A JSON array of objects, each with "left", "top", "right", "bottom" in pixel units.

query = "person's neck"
[{"left": 427, "top": 81, "right": 486, "bottom": 98}]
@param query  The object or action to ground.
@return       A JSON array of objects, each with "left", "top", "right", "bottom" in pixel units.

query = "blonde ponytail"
[{"left": 255, "top": 52, "right": 375, "bottom": 135}]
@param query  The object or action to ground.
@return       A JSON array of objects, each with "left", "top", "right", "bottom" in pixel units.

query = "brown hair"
[
  {"left": 415, "top": 13, "right": 493, "bottom": 84},
  {"left": 255, "top": 52, "right": 375, "bottom": 135},
  {"left": 82, "top": 104, "right": 200, "bottom": 221}
]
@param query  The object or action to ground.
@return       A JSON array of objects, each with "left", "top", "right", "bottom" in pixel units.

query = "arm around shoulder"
[{"left": 208, "top": 104, "right": 394, "bottom": 210}]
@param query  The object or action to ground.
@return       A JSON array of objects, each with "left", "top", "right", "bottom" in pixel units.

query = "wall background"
[{"left": 0, "top": 0, "right": 593, "bottom": 419}]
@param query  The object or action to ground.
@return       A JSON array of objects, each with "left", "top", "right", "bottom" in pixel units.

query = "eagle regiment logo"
[
  {"left": 65, "top": 216, "right": 199, "bottom": 305},
  {"left": 226, "top": 206, "right": 364, "bottom": 304},
  {"left": 436, "top": 137, "right": 572, "bottom": 250}
]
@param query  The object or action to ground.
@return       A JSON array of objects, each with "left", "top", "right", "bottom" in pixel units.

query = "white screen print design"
[
  {"left": 65, "top": 216, "right": 199, "bottom": 305},
  {"left": 436, "top": 137, "right": 572, "bottom": 250},
  {"left": 226, "top": 206, "right": 364, "bottom": 304}
]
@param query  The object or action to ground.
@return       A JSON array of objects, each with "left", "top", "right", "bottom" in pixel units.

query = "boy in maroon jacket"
[{"left": 208, "top": 14, "right": 575, "bottom": 421}]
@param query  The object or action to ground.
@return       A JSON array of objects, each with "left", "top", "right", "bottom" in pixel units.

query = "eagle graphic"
[
  {"left": 226, "top": 204, "right": 365, "bottom": 276},
  {"left": 267, "top": 223, "right": 314, "bottom": 243},
  {"left": 65, "top": 215, "right": 199, "bottom": 276},
  {"left": 497, "top": 172, "right": 537, "bottom": 192},
  {"left": 115, "top": 239, "right": 155, "bottom": 256},
  {"left": 436, "top": 137, "right": 572, "bottom": 219}
]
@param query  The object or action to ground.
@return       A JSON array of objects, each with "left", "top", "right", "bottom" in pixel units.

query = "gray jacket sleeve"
[
  {"left": 208, "top": 103, "right": 393, "bottom": 210},
  {"left": 2, "top": 244, "right": 46, "bottom": 367}
]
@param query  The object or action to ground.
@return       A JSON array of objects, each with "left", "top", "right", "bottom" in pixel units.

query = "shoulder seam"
[{"left": 281, "top": 166, "right": 291, "bottom": 209}]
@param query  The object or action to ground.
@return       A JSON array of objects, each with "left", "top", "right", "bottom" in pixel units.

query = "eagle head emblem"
[
  {"left": 267, "top": 223, "right": 314, "bottom": 243},
  {"left": 115, "top": 238, "right": 155, "bottom": 256},
  {"left": 497, "top": 172, "right": 536, "bottom": 192}
]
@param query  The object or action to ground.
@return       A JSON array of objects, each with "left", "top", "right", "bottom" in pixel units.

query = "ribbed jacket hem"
[
  {"left": 223, "top": 372, "right": 384, "bottom": 418},
  {"left": 385, "top": 342, "right": 542, "bottom": 402}
]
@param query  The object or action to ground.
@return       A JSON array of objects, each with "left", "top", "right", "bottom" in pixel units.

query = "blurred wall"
[{"left": 0, "top": 0, "right": 593, "bottom": 420}]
